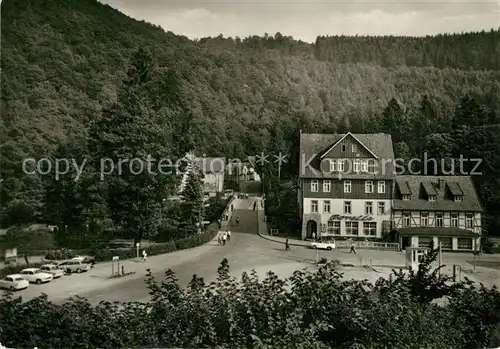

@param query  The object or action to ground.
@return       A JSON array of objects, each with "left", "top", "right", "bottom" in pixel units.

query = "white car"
[
  {"left": 0, "top": 274, "right": 29, "bottom": 291},
  {"left": 40, "top": 264, "right": 64, "bottom": 278},
  {"left": 20, "top": 268, "right": 54, "bottom": 284},
  {"left": 310, "top": 241, "right": 336, "bottom": 251}
]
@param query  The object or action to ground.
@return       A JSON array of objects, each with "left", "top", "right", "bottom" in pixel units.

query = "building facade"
[
  {"left": 393, "top": 175, "right": 483, "bottom": 251},
  {"left": 195, "top": 157, "right": 225, "bottom": 197},
  {"left": 298, "top": 132, "right": 395, "bottom": 240}
]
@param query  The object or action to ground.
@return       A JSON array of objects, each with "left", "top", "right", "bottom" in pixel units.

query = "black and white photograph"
[{"left": 1, "top": 0, "right": 500, "bottom": 348}]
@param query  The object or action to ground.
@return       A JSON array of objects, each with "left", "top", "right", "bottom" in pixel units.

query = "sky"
[{"left": 100, "top": 0, "right": 500, "bottom": 42}]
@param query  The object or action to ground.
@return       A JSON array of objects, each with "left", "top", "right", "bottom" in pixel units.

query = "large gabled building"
[
  {"left": 393, "top": 175, "right": 483, "bottom": 251},
  {"left": 298, "top": 132, "right": 395, "bottom": 240}
]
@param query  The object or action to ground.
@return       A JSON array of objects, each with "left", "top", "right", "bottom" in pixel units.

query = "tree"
[
  {"left": 179, "top": 170, "right": 204, "bottom": 237},
  {"left": 87, "top": 47, "right": 179, "bottom": 242},
  {"left": 381, "top": 98, "right": 407, "bottom": 143}
]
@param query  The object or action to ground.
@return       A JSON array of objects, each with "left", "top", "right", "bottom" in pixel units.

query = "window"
[
  {"left": 377, "top": 181, "right": 386, "bottom": 193},
  {"left": 465, "top": 214, "right": 473, "bottom": 228},
  {"left": 454, "top": 195, "right": 463, "bottom": 202},
  {"left": 323, "top": 180, "right": 331, "bottom": 192},
  {"left": 323, "top": 200, "right": 331, "bottom": 213},
  {"left": 402, "top": 195, "right": 411, "bottom": 201},
  {"left": 420, "top": 212, "right": 429, "bottom": 226},
  {"left": 352, "top": 144, "right": 357, "bottom": 153},
  {"left": 439, "top": 237, "right": 452, "bottom": 249},
  {"left": 346, "top": 221, "right": 359, "bottom": 236},
  {"left": 457, "top": 238, "right": 473, "bottom": 250},
  {"left": 365, "top": 202, "right": 373, "bottom": 215},
  {"left": 311, "top": 200, "right": 318, "bottom": 213},
  {"left": 377, "top": 202, "right": 385, "bottom": 215},
  {"left": 344, "top": 180, "right": 352, "bottom": 193},
  {"left": 327, "top": 221, "right": 341, "bottom": 235},
  {"left": 368, "top": 160, "right": 376, "bottom": 173},
  {"left": 329, "top": 160, "right": 337, "bottom": 172},
  {"left": 429, "top": 195, "right": 436, "bottom": 202},
  {"left": 361, "top": 160, "right": 368, "bottom": 172},
  {"left": 365, "top": 181, "right": 374, "bottom": 193},
  {"left": 451, "top": 213, "right": 458, "bottom": 227},
  {"left": 311, "top": 180, "right": 319, "bottom": 192},
  {"left": 342, "top": 144, "right": 346, "bottom": 152},
  {"left": 435, "top": 214, "right": 443, "bottom": 227},
  {"left": 418, "top": 236, "right": 433, "bottom": 248},
  {"left": 353, "top": 159, "right": 360, "bottom": 172},
  {"left": 363, "top": 222, "right": 377, "bottom": 236},
  {"left": 403, "top": 213, "right": 411, "bottom": 227},
  {"left": 344, "top": 201, "right": 351, "bottom": 214},
  {"left": 338, "top": 160, "right": 345, "bottom": 172}
]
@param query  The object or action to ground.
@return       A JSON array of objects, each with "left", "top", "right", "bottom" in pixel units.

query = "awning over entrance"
[{"left": 397, "top": 227, "right": 477, "bottom": 238}]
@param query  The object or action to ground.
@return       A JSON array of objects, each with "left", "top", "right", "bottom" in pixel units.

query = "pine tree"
[{"left": 179, "top": 170, "right": 204, "bottom": 237}]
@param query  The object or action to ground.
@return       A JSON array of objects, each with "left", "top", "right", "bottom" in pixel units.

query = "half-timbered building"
[
  {"left": 393, "top": 175, "right": 483, "bottom": 251},
  {"left": 298, "top": 132, "right": 395, "bottom": 240}
]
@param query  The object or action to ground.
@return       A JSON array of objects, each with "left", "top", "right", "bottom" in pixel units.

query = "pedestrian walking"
[
  {"left": 217, "top": 233, "right": 222, "bottom": 245},
  {"left": 230, "top": 204, "right": 234, "bottom": 211},
  {"left": 285, "top": 238, "right": 290, "bottom": 251},
  {"left": 227, "top": 230, "right": 231, "bottom": 242},
  {"left": 222, "top": 233, "right": 227, "bottom": 246},
  {"left": 313, "top": 232, "right": 317, "bottom": 241},
  {"left": 142, "top": 249, "right": 148, "bottom": 261},
  {"left": 349, "top": 240, "right": 356, "bottom": 254},
  {"left": 218, "top": 218, "right": 221, "bottom": 229}
]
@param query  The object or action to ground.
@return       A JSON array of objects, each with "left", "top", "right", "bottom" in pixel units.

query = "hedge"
[
  {"left": 1, "top": 249, "right": 499, "bottom": 349},
  {"left": 0, "top": 224, "right": 220, "bottom": 278}
]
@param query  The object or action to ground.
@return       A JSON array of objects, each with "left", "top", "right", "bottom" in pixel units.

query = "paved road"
[
  {"left": 7, "top": 195, "right": 498, "bottom": 303},
  {"left": 10, "top": 197, "right": 312, "bottom": 305}
]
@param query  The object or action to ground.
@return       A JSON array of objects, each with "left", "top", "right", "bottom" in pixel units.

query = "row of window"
[
  {"left": 401, "top": 213, "right": 474, "bottom": 228},
  {"left": 326, "top": 221, "right": 377, "bottom": 236},
  {"left": 311, "top": 180, "right": 386, "bottom": 194},
  {"left": 328, "top": 159, "right": 377, "bottom": 173},
  {"left": 402, "top": 194, "right": 464, "bottom": 202},
  {"left": 311, "top": 200, "right": 386, "bottom": 215},
  {"left": 417, "top": 236, "right": 473, "bottom": 250}
]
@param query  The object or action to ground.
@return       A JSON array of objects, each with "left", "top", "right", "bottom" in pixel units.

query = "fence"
[{"left": 333, "top": 240, "right": 400, "bottom": 251}]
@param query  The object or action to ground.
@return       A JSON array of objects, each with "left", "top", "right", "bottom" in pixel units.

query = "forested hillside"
[{"left": 1, "top": 0, "right": 500, "bottom": 237}]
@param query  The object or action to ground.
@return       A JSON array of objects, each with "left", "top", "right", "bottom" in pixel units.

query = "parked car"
[
  {"left": 59, "top": 260, "right": 91, "bottom": 273},
  {"left": 0, "top": 274, "right": 29, "bottom": 291},
  {"left": 20, "top": 268, "right": 54, "bottom": 284},
  {"left": 71, "top": 256, "right": 95, "bottom": 266},
  {"left": 310, "top": 241, "right": 336, "bottom": 251},
  {"left": 40, "top": 264, "right": 64, "bottom": 278}
]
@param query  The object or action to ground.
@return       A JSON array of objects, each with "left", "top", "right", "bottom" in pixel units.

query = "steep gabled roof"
[
  {"left": 319, "top": 132, "right": 379, "bottom": 159},
  {"left": 299, "top": 133, "right": 394, "bottom": 179},
  {"left": 393, "top": 175, "right": 482, "bottom": 212}
]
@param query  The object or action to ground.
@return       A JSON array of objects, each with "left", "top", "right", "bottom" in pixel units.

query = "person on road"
[
  {"left": 217, "top": 233, "right": 222, "bottom": 245},
  {"left": 285, "top": 238, "right": 290, "bottom": 251},
  {"left": 236, "top": 217, "right": 239, "bottom": 225},
  {"left": 218, "top": 218, "right": 221, "bottom": 229},
  {"left": 142, "top": 250, "right": 148, "bottom": 261},
  {"left": 349, "top": 240, "right": 356, "bottom": 254},
  {"left": 222, "top": 232, "right": 227, "bottom": 246},
  {"left": 227, "top": 230, "right": 231, "bottom": 242}
]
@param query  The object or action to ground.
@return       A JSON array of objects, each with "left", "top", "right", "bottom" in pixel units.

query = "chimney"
[{"left": 438, "top": 179, "right": 444, "bottom": 190}]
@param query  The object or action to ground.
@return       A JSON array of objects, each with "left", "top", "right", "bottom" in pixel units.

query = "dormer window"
[
  {"left": 329, "top": 160, "right": 337, "bottom": 172},
  {"left": 428, "top": 195, "right": 436, "bottom": 202},
  {"left": 454, "top": 195, "right": 463, "bottom": 202},
  {"left": 402, "top": 194, "right": 411, "bottom": 201}
]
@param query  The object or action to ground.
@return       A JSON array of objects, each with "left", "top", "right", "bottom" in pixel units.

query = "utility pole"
[
  {"left": 438, "top": 242, "right": 442, "bottom": 279},
  {"left": 473, "top": 236, "right": 478, "bottom": 271}
]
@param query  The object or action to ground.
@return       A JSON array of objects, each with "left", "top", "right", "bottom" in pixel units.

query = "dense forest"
[{"left": 1, "top": 0, "right": 500, "bottom": 241}]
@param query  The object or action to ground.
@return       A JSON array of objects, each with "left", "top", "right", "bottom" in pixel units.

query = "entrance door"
[
  {"left": 306, "top": 220, "right": 317, "bottom": 239},
  {"left": 401, "top": 236, "right": 410, "bottom": 250}
]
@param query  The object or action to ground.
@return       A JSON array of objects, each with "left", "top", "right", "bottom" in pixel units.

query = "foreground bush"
[{"left": 0, "top": 251, "right": 499, "bottom": 349}]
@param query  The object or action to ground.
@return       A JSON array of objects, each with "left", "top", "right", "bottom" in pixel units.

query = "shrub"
[
  {"left": 0, "top": 262, "right": 45, "bottom": 279},
  {"left": 1, "top": 253, "right": 500, "bottom": 349}
]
